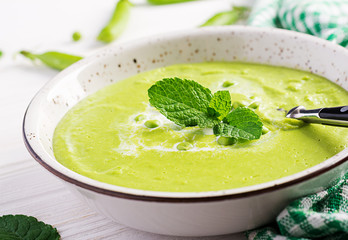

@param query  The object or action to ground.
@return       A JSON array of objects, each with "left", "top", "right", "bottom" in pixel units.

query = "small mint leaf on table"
[
  {"left": 0, "top": 215, "right": 60, "bottom": 240},
  {"left": 214, "top": 107, "right": 263, "bottom": 140},
  {"left": 148, "top": 77, "right": 218, "bottom": 128},
  {"left": 208, "top": 90, "right": 232, "bottom": 120}
]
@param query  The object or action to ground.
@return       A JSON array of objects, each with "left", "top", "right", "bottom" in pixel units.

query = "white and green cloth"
[
  {"left": 246, "top": 1, "right": 348, "bottom": 238},
  {"left": 247, "top": 0, "right": 348, "bottom": 47},
  {"left": 246, "top": 172, "right": 348, "bottom": 239}
]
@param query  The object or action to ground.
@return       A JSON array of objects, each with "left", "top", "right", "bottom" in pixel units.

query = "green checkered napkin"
[
  {"left": 246, "top": 172, "right": 348, "bottom": 239},
  {"left": 247, "top": 0, "right": 348, "bottom": 47},
  {"left": 245, "top": 1, "right": 348, "bottom": 238}
]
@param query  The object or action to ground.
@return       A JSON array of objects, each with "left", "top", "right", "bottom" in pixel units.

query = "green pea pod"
[
  {"left": 20, "top": 51, "right": 83, "bottom": 71},
  {"left": 200, "top": 6, "right": 249, "bottom": 27},
  {"left": 97, "top": 0, "right": 133, "bottom": 43},
  {"left": 147, "top": 0, "right": 196, "bottom": 5}
]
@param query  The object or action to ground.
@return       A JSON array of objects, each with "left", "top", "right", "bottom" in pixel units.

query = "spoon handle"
[
  {"left": 319, "top": 106, "right": 348, "bottom": 121},
  {"left": 286, "top": 106, "right": 348, "bottom": 127}
]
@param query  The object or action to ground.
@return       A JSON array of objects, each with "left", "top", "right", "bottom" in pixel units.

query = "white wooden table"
[{"left": 0, "top": 0, "right": 253, "bottom": 239}]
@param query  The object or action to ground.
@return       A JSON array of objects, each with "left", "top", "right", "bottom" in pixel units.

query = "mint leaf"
[
  {"left": 148, "top": 77, "right": 218, "bottom": 127},
  {"left": 209, "top": 90, "right": 231, "bottom": 120},
  {"left": 214, "top": 107, "right": 263, "bottom": 140},
  {"left": 213, "top": 123, "right": 256, "bottom": 140},
  {"left": 0, "top": 215, "right": 60, "bottom": 240}
]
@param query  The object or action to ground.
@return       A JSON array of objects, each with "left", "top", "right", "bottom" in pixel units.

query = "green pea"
[
  {"left": 97, "top": 0, "right": 133, "bottom": 43},
  {"left": 217, "top": 136, "right": 237, "bottom": 146},
  {"left": 232, "top": 101, "right": 245, "bottom": 109},
  {"left": 144, "top": 120, "right": 160, "bottom": 128},
  {"left": 222, "top": 81, "right": 234, "bottom": 88},
  {"left": 248, "top": 102, "right": 259, "bottom": 109},
  {"left": 134, "top": 114, "right": 146, "bottom": 122},
  {"left": 286, "top": 83, "right": 302, "bottom": 92},
  {"left": 176, "top": 142, "right": 193, "bottom": 151},
  {"left": 262, "top": 126, "right": 269, "bottom": 135},
  {"left": 19, "top": 51, "right": 83, "bottom": 71},
  {"left": 72, "top": 32, "right": 82, "bottom": 42},
  {"left": 0, "top": 51, "right": 3, "bottom": 58}
]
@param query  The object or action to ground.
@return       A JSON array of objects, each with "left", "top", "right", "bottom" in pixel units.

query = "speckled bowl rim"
[{"left": 23, "top": 26, "right": 348, "bottom": 202}]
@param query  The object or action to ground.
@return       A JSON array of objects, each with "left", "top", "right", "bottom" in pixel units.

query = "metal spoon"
[{"left": 286, "top": 106, "right": 348, "bottom": 127}]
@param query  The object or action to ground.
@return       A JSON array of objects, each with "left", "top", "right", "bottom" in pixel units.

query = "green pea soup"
[{"left": 53, "top": 62, "right": 348, "bottom": 192}]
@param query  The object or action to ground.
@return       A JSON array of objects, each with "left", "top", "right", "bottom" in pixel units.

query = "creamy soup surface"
[{"left": 53, "top": 62, "right": 348, "bottom": 192}]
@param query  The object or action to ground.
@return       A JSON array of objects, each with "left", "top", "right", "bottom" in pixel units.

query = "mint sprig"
[
  {"left": 148, "top": 77, "right": 263, "bottom": 142},
  {"left": 0, "top": 215, "right": 60, "bottom": 240}
]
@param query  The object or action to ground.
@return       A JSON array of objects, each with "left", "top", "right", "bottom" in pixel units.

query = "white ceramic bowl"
[{"left": 23, "top": 27, "right": 348, "bottom": 237}]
